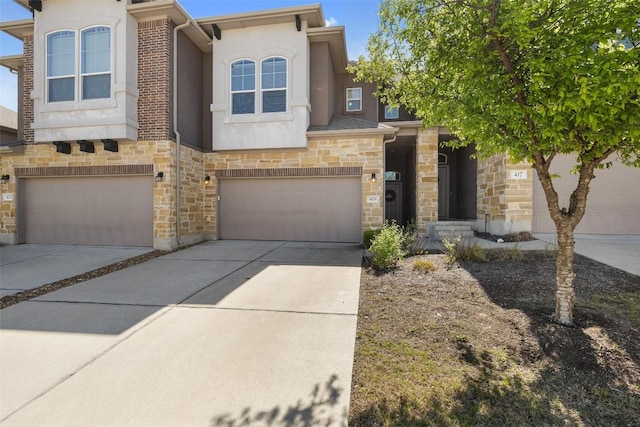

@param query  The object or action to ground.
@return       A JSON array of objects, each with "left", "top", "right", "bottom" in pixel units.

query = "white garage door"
[
  {"left": 23, "top": 176, "right": 153, "bottom": 246},
  {"left": 532, "top": 154, "right": 640, "bottom": 234},
  {"left": 219, "top": 177, "right": 361, "bottom": 242}
]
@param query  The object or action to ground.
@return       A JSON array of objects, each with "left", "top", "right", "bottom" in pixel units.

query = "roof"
[
  {"left": 196, "top": 4, "right": 324, "bottom": 33},
  {"left": 0, "top": 106, "right": 18, "bottom": 131},
  {"left": 308, "top": 115, "right": 398, "bottom": 137}
]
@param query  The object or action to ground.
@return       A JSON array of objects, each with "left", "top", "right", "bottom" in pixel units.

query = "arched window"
[
  {"left": 261, "top": 57, "right": 287, "bottom": 113},
  {"left": 81, "top": 26, "right": 111, "bottom": 100},
  {"left": 46, "top": 30, "right": 75, "bottom": 102},
  {"left": 231, "top": 59, "right": 256, "bottom": 114}
]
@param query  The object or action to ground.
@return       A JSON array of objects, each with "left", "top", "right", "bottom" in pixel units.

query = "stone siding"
[
  {"left": 476, "top": 154, "right": 533, "bottom": 234},
  {"left": 203, "top": 136, "right": 386, "bottom": 240},
  {"left": 23, "top": 35, "right": 34, "bottom": 145},
  {"left": 415, "top": 128, "right": 439, "bottom": 235}
]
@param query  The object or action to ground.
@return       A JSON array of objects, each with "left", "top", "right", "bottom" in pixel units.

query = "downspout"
[{"left": 173, "top": 19, "right": 190, "bottom": 246}]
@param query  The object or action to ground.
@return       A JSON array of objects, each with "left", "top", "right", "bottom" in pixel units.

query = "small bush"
[
  {"left": 369, "top": 221, "right": 406, "bottom": 270},
  {"left": 442, "top": 235, "right": 487, "bottom": 266},
  {"left": 363, "top": 228, "right": 382, "bottom": 249},
  {"left": 413, "top": 258, "right": 437, "bottom": 273},
  {"left": 401, "top": 219, "right": 426, "bottom": 256},
  {"left": 488, "top": 245, "right": 524, "bottom": 261}
]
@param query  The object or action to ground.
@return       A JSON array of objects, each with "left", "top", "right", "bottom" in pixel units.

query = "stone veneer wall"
[
  {"left": 415, "top": 128, "right": 439, "bottom": 235},
  {"left": 202, "top": 136, "right": 385, "bottom": 240},
  {"left": 0, "top": 141, "right": 206, "bottom": 249},
  {"left": 476, "top": 154, "right": 533, "bottom": 235}
]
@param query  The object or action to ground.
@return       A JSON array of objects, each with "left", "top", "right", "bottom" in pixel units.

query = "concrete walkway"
[
  {"left": 420, "top": 233, "right": 640, "bottom": 276},
  {"left": 0, "top": 240, "right": 362, "bottom": 426},
  {"left": 0, "top": 245, "right": 152, "bottom": 297}
]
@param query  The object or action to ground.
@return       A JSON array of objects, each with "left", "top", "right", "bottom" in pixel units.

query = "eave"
[
  {"left": 0, "top": 54, "right": 24, "bottom": 72},
  {"left": 307, "top": 26, "right": 348, "bottom": 74},
  {"left": 197, "top": 4, "right": 324, "bottom": 37},
  {"left": 0, "top": 19, "right": 34, "bottom": 40},
  {"left": 307, "top": 126, "right": 398, "bottom": 139},
  {"left": 127, "top": 0, "right": 212, "bottom": 52}
]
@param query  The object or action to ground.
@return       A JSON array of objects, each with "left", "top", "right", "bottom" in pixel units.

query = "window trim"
[
  {"left": 45, "top": 25, "right": 113, "bottom": 104},
  {"left": 384, "top": 105, "right": 399, "bottom": 120},
  {"left": 80, "top": 25, "right": 112, "bottom": 101},
  {"left": 230, "top": 56, "right": 289, "bottom": 116},
  {"left": 260, "top": 56, "right": 288, "bottom": 114},
  {"left": 230, "top": 58, "right": 257, "bottom": 115},
  {"left": 46, "top": 29, "right": 76, "bottom": 103},
  {"left": 346, "top": 87, "right": 363, "bottom": 112}
]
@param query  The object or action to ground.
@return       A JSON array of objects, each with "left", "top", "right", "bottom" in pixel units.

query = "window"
[
  {"left": 231, "top": 59, "right": 256, "bottom": 114},
  {"left": 47, "top": 31, "right": 75, "bottom": 102},
  {"left": 261, "top": 57, "right": 287, "bottom": 113},
  {"left": 46, "top": 26, "right": 111, "bottom": 103},
  {"left": 81, "top": 27, "right": 111, "bottom": 100},
  {"left": 384, "top": 105, "right": 399, "bottom": 119},
  {"left": 346, "top": 87, "right": 362, "bottom": 112}
]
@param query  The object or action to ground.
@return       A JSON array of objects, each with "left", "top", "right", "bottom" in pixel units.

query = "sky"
[{"left": 0, "top": 0, "right": 381, "bottom": 112}]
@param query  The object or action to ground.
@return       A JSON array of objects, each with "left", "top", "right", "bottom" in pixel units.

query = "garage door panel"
[
  {"left": 24, "top": 176, "right": 153, "bottom": 246},
  {"left": 533, "top": 155, "right": 640, "bottom": 234},
  {"left": 219, "top": 177, "right": 361, "bottom": 243}
]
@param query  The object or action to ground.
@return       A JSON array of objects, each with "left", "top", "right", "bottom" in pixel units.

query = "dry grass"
[{"left": 350, "top": 252, "right": 640, "bottom": 426}]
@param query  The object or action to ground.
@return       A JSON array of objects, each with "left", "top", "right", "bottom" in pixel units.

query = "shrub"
[
  {"left": 363, "top": 228, "right": 382, "bottom": 249},
  {"left": 442, "top": 234, "right": 487, "bottom": 266},
  {"left": 488, "top": 245, "right": 524, "bottom": 261},
  {"left": 401, "top": 219, "right": 426, "bottom": 256},
  {"left": 369, "top": 221, "right": 406, "bottom": 270},
  {"left": 413, "top": 258, "right": 437, "bottom": 273}
]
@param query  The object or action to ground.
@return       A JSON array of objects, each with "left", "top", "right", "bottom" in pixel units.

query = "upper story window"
[
  {"left": 47, "top": 31, "right": 75, "bottom": 102},
  {"left": 230, "top": 57, "right": 288, "bottom": 115},
  {"left": 261, "top": 57, "right": 287, "bottom": 113},
  {"left": 346, "top": 87, "right": 362, "bottom": 112},
  {"left": 384, "top": 105, "right": 399, "bottom": 120},
  {"left": 46, "top": 26, "right": 111, "bottom": 103},
  {"left": 231, "top": 59, "right": 256, "bottom": 114}
]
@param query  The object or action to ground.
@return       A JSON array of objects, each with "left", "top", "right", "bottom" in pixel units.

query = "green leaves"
[{"left": 354, "top": 0, "right": 640, "bottom": 164}]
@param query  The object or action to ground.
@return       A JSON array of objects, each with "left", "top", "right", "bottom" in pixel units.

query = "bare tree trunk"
[{"left": 554, "top": 222, "right": 576, "bottom": 325}]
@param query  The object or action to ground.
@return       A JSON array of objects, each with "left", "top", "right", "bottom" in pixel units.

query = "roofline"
[
  {"left": 0, "top": 54, "right": 24, "bottom": 72},
  {"left": 127, "top": 0, "right": 212, "bottom": 52},
  {"left": 12, "top": 0, "right": 30, "bottom": 11},
  {"left": 307, "top": 126, "right": 399, "bottom": 139},
  {"left": 196, "top": 4, "right": 324, "bottom": 35},
  {"left": 308, "top": 26, "right": 349, "bottom": 74},
  {"left": 0, "top": 19, "right": 34, "bottom": 40}
]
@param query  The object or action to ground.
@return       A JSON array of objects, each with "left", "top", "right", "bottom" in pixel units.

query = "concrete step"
[{"left": 427, "top": 221, "right": 475, "bottom": 239}]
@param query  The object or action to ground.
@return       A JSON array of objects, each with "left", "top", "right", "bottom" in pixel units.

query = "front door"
[{"left": 438, "top": 165, "right": 449, "bottom": 219}]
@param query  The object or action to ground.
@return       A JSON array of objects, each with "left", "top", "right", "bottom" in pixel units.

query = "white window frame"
[
  {"left": 46, "top": 29, "right": 76, "bottom": 103},
  {"left": 260, "top": 56, "right": 288, "bottom": 114},
  {"left": 45, "top": 26, "right": 112, "bottom": 104},
  {"left": 346, "top": 87, "right": 362, "bottom": 112},
  {"left": 230, "top": 59, "right": 256, "bottom": 115},
  {"left": 80, "top": 26, "right": 112, "bottom": 101},
  {"left": 384, "top": 105, "right": 399, "bottom": 120}
]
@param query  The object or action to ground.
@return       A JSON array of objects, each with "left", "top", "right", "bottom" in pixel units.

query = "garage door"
[
  {"left": 219, "top": 177, "right": 361, "bottom": 242},
  {"left": 532, "top": 154, "right": 640, "bottom": 234},
  {"left": 23, "top": 176, "right": 153, "bottom": 246}
]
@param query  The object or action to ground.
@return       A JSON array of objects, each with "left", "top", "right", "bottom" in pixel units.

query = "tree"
[{"left": 352, "top": 0, "right": 640, "bottom": 325}]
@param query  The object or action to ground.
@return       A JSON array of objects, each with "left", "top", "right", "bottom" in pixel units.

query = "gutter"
[{"left": 173, "top": 19, "right": 190, "bottom": 246}]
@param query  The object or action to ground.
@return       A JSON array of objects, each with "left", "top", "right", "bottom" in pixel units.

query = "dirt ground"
[{"left": 350, "top": 251, "right": 640, "bottom": 426}]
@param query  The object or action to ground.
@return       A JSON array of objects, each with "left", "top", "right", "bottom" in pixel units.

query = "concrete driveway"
[
  {"left": 0, "top": 240, "right": 362, "bottom": 426},
  {"left": 0, "top": 245, "right": 152, "bottom": 297}
]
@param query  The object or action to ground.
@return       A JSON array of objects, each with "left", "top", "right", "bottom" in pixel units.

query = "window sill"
[
  {"left": 224, "top": 111, "right": 293, "bottom": 124},
  {"left": 39, "top": 97, "right": 117, "bottom": 113}
]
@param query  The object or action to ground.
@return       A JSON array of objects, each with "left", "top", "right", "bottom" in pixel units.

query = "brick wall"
[
  {"left": 138, "top": 19, "right": 171, "bottom": 141},
  {"left": 22, "top": 35, "right": 34, "bottom": 144}
]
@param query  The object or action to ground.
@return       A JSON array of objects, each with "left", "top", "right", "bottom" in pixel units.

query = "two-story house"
[{"left": 1, "top": 0, "right": 638, "bottom": 250}]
